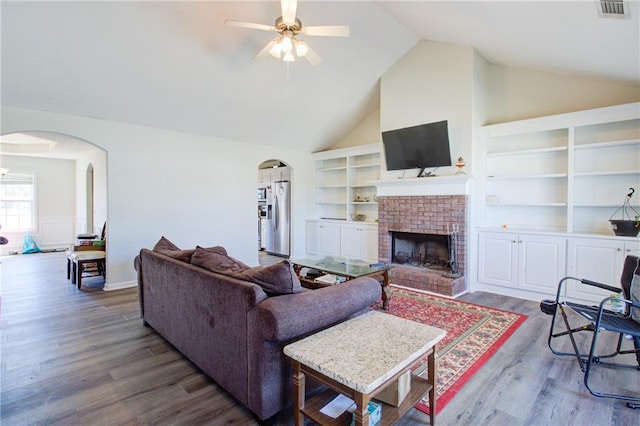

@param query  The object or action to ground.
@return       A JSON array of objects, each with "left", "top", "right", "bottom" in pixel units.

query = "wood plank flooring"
[{"left": 1, "top": 251, "right": 638, "bottom": 425}]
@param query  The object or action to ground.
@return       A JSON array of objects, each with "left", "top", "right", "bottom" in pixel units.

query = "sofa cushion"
[
  {"left": 191, "top": 246, "right": 250, "bottom": 274},
  {"left": 235, "top": 261, "right": 303, "bottom": 296}
]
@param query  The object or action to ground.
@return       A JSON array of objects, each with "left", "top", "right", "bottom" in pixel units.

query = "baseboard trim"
[{"left": 103, "top": 280, "right": 137, "bottom": 291}]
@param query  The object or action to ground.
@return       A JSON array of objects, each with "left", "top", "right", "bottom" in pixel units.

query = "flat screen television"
[{"left": 382, "top": 120, "right": 452, "bottom": 175}]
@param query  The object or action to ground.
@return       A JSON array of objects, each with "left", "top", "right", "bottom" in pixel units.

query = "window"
[{"left": 0, "top": 172, "right": 35, "bottom": 231}]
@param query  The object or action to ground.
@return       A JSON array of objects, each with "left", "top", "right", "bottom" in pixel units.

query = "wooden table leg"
[
  {"left": 292, "top": 361, "right": 305, "bottom": 426},
  {"left": 381, "top": 269, "right": 391, "bottom": 310},
  {"left": 352, "top": 391, "right": 370, "bottom": 426},
  {"left": 428, "top": 348, "right": 437, "bottom": 425}
]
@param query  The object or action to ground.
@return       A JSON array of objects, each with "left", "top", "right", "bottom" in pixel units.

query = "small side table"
[{"left": 284, "top": 311, "right": 446, "bottom": 425}]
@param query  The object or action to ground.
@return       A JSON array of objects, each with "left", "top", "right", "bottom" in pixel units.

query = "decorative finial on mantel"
[{"left": 454, "top": 157, "right": 466, "bottom": 175}]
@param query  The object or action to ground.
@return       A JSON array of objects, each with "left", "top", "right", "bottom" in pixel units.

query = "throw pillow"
[
  {"left": 152, "top": 236, "right": 194, "bottom": 263},
  {"left": 191, "top": 246, "right": 249, "bottom": 274},
  {"left": 234, "top": 261, "right": 303, "bottom": 296},
  {"left": 153, "top": 236, "right": 181, "bottom": 252}
]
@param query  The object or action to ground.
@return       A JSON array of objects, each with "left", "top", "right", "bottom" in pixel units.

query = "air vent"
[{"left": 597, "top": 1, "right": 630, "bottom": 18}]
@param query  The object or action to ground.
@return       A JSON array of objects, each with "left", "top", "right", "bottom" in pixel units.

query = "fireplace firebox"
[{"left": 390, "top": 231, "right": 452, "bottom": 271}]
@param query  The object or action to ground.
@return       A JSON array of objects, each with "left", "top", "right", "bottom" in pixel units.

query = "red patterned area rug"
[{"left": 372, "top": 285, "right": 527, "bottom": 415}]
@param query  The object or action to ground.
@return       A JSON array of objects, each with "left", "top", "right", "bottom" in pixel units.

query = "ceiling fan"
[{"left": 225, "top": 0, "right": 350, "bottom": 65}]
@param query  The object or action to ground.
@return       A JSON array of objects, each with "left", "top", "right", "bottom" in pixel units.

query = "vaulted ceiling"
[{"left": 2, "top": 1, "right": 638, "bottom": 154}]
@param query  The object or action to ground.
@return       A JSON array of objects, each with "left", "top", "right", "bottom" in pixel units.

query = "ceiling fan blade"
[
  {"left": 281, "top": 0, "right": 297, "bottom": 25},
  {"left": 304, "top": 45, "right": 323, "bottom": 66},
  {"left": 254, "top": 39, "right": 279, "bottom": 60},
  {"left": 302, "top": 25, "right": 350, "bottom": 37},
  {"left": 225, "top": 20, "right": 275, "bottom": 32}
]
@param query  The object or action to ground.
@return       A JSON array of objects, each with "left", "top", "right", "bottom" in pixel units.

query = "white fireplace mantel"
[{"left": 372, "top": 175, "right": 471, "bottom": 197}]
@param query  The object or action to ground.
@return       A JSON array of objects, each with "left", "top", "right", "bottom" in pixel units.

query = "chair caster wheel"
[{"left": 540, "top": 299, "right": 557, "bottom": 315}]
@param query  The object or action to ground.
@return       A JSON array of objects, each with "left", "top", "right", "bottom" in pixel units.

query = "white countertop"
[{"left": 284, "top": 310, "right": 446, "bottom": 394}]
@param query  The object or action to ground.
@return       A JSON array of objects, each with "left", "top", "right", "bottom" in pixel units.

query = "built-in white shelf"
[
  {"left": 486, "top": 202, "right": 567, "bottom": 207},
  {"left": 313, "top": 143, "right": 381, "bottom": 223},
  {"left": 574, "top": 138, "right": 640, "bottom": 150},
  {"left": 487, "top": 146, "right": 568, "bottom": 157},
  {"left": 481, "top": 102, "right": 640, "bottom": 235},
  {"left": 487, "top": 173, "right": 568, "bottom": 180},
  {"left": 574, "top": 170, "right": 640, "bottom": 177}
]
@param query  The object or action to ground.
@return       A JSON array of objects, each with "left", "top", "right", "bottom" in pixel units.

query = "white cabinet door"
[
  {"left": 340, "top": 225, "right": 361, "bottom": 259},
  {"left": 322, "top": 223, "right": 341, "bottom": 256},
  {"left": 478, "top": 232, "right": 566, "bottom": 295},
  {"left": 339, "top": 224, "right": 379, "bottom": 262},
  {"left": 624, "top": 241, "right": 640, "bottom": 258},
  {"left": 518, "top": 234, "right": 566, "bottom": 294},
  {"left": 361, "top": 226, "right": 379, "bottom": 262},
  {"left": 259, "top": 169, "right": 271, "bottom": 185},
  {"left": 478, "top": 232, "right": 518, "bottom": 288},
  {"left": 566, "top": 238, "right": 624, "bottom": 303},
  {"left": 306, "top": 221, "right": 340, "bottom": 257},
  {"left": 306, "top": 221, "right": 321, "bottom": 255}
]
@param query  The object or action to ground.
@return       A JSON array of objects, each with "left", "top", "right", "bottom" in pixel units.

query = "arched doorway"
[
  {"left": 258, "top": 159, "right": 292, "bottom": 258},
  {"left": 0, "top": 131, "right": 107, "bottom": 253}
]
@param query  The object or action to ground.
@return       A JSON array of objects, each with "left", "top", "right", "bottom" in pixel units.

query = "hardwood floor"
[{"left": 1, "top": 252, "right": 638, "bottom": 425}]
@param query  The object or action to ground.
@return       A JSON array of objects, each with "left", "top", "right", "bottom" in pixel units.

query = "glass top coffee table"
[{"left": 290, "top": 256, "right": 392, "bottom": 309}]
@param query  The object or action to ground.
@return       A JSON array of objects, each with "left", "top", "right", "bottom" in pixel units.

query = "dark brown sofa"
[{"left": 135, "top": 247, "right": 381, "bottom": 421}]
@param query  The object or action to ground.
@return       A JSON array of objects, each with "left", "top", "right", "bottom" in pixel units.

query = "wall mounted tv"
[{"left": 382, "top": 120, "right": 452, "bottom": 176}]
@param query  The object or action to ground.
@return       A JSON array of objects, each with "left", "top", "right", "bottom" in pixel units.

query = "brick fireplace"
[{"left": 375, "top": 177, "right": 469, "bottom": 296}]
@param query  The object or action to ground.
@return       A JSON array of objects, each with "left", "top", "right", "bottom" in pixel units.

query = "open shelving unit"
[
  {"left": 481, "top": 103, "right": 640, "bottom": 235},
  {"left": 313, "top": 144, "right": 381, "bottom": 222}
]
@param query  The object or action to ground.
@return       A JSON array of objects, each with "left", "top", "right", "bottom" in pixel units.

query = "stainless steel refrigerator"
[{"left": 265, "top": 180, "right": 291, "bottom": 257}]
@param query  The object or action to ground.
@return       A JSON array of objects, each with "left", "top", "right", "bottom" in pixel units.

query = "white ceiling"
[{"left": 1, "top": 1, "right": 638, "bottom": 157}]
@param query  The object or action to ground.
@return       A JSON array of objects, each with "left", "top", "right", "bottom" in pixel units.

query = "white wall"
[
  {"left": 1, "top": 106, "right": 314, "bottom": 290},
  {"left": 0, "top": 155, "right": 75, "bottom": 253},
  {"left": 380, "top": 40, "right": 475, "bottom": 179},
  {"left": 333, "top": 41, "right": 640, "bottom": 152},
  {"left": 485, "top": 64, "right": 640, "bottom": 125},
  {"left": 330, "top": 108, "right": 381, "bottom": 150}
]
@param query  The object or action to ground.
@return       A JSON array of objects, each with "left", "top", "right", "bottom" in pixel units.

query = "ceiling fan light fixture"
[
  {"left": 280, "top": 32, "right": 294, "bottom": 53},
  {"left": 226, "top": 0, "right": 350, "bottom": 65},
  {"left": 269, "top": 39, "right": 283, "bottom": 58},
  {"left": 295, "top": 39, "right": 309, "bottom": 57}
]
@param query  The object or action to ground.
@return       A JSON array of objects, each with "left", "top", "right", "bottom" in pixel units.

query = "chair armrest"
[
  {"left": 249, "top": 277, "right": 381, "bottom": 342},
  {"left": 556, "top": 276, "right": 621, "bottom": 301},
  {"left": 581, "top": 278, "right": 621, "bottom": 294}
]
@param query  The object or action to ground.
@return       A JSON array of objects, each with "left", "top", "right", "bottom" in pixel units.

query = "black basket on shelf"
[{"left": 609, "top": 188, "right": 640, "bottom": 237}]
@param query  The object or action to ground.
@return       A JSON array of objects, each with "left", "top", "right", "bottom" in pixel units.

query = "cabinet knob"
[
  {"left": 617, "top": 248, "right": 622, "bottom": 252},
  {"left": 511, "top": 240, "right": 517, "bottom": 243}
]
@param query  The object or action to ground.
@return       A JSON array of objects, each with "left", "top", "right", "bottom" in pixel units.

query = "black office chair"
[{"left": 540, "top": 255, "right": 640, "bottom": 409}]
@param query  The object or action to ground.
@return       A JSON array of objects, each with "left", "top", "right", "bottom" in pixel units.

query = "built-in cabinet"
[
  {"left": 566, "top": 237, "right": 640, "bottom": 303},
  {"left": 313, "top": 144, "right": 380, "bottom": 223},
  {"left": 306, "top": 220, "right": 378, "bottom": 263},
  {"left": 306, "top": 221, "right": 341, "bottom": 257},
  {"left": 478, "top": 232, "right": 566, "bottom": 296},
  {"left": 340, "top": 223, "right": 378, "bottom": 261},
  {"left": 481, "top": 103, "right": 639, "bottom": 233},
  {"left": 306, "top": 144, "right": 381, "bottom": 262},
  {"left": 259, "top": 166, "right": 291, "bottom": 185},
  {"left": 477, "top": 103, "right": 640, "bottom": 303}
]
